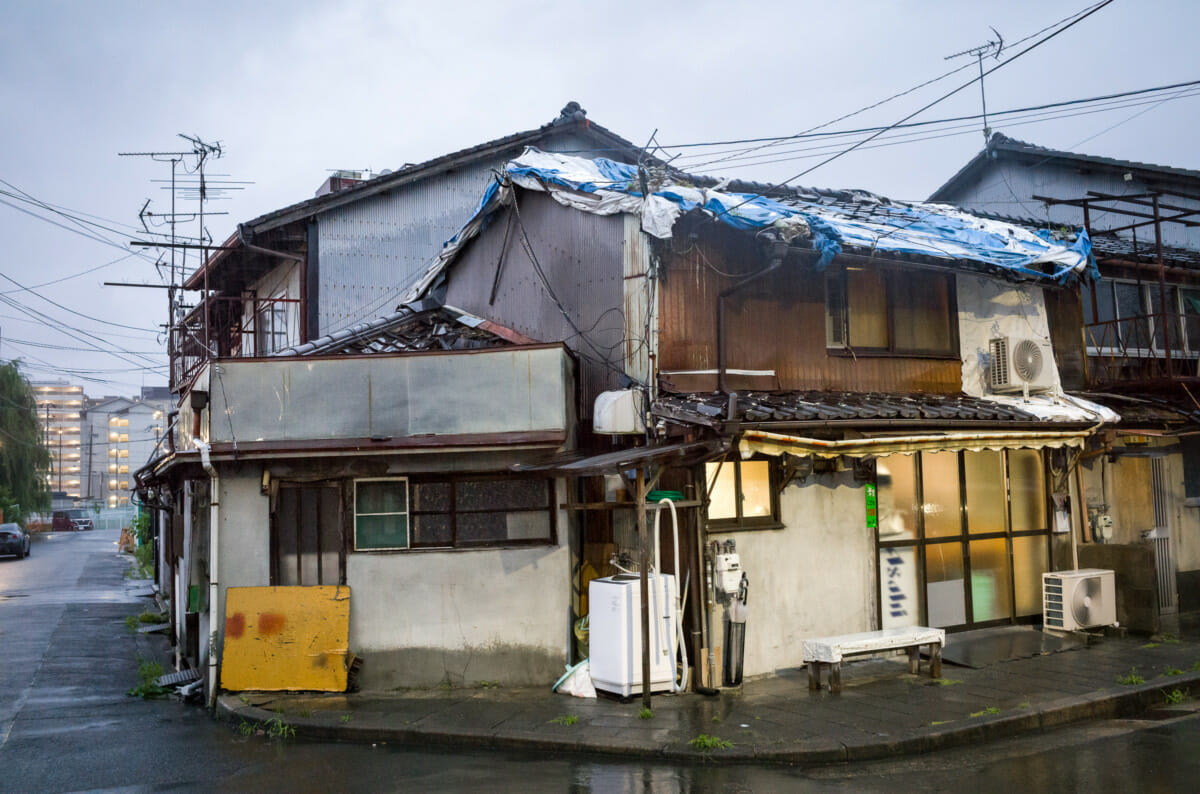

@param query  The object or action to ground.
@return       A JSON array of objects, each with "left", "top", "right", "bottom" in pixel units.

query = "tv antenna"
[{"left": 946, "top": 27, "right": 1004, "bottom": 142}]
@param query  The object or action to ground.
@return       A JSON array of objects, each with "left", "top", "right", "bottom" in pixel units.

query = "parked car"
[
  {"left": 67, "top": 509, "right": 94, "bottom": 531},
  {"left": 51, "top": 509, "right": 94, "bottom": 531},
  {"left": 0, "top": 523, "right": 30, "bottom": 558}
]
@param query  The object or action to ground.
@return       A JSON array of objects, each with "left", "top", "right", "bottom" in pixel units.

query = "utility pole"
[{"left": 945, "top": 28, "right": 1004, "bottom": 142}]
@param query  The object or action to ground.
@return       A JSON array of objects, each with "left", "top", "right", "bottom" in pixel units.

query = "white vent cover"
[
  {"left": 1043, "top": 569, "right": 1116, "bottom": 631},
  {"left": 989, "top": 337, "right": 1054, "bottom": 393}
]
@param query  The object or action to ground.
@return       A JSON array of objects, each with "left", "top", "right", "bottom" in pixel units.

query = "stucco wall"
[
  {"left": 210, "top": 464, "right": 571, "bottom": 691},
  {"left": 708, "top": 470, "right": 873, "bottom": 679},
  {"left": 214, "top": 466, "right": 272, "bottom": 665},
  {"left": 957, "top": 274, "right": 1060, "bottom": 396},
  {"left": 347, "top": 536, "right": 570, "bottom": 690}
]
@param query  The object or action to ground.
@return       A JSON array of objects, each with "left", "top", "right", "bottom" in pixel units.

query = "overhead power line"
[
  {"left": 666, "top": 79, "right": 1200, "bottom": 165},
  {"left": 701, "top": 0, "right": 1115, "bottom": 224}
]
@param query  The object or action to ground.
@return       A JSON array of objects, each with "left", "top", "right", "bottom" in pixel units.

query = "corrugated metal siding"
[
  {"left": 657, "top": 234, "right": 962, "bottom": 394},
  {"left": 315, "top": 131, "right": 612, "bottom": 336},
  {"left": 943, "top": 160, "right": 1200, "bottom": 250},
  {"left": 441, "top": 191, "right": 627, "bottom": 414}
]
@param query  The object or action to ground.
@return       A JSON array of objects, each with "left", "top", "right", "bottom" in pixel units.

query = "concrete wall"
[
  {"left": 347, "top": 524, "right": 570, "bottom": 690},
  {"left": 205, "top": 462, "right": 570, "bottom": 691},
  {"left": 708, "top": 470, "right": 874, "bottom": 678},
  {"left": 1077, "top": 543, "right": 1159, "bottom": 634},
  {"left": 214, "top": 465, "right": 272, "bottom": 673}
]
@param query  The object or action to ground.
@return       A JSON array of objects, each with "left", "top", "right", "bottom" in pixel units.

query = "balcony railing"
[
  {"left": 169, "top": 295, "right": 300, "bottom": 393},
  {"left": 1085, "top": 311, "right": 1200, "bottom": 386}
]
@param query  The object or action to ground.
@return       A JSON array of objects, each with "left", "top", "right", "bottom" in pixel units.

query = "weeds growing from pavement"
[
  {"left": 969, "top": 706, "right": 1001, "bottom": 718},
  {"left": 1163, "top": 688, "right": 1188, "bottom": 705},
  {"left": 264, "top": 717, "right": 295, "bottom": 740},
  {"left": 1117, "top": 667, "right": 1145, "bottom": 686},
  {"left": 549, "top": 714, "right": 579, "bottom": 726},
  {"left": 1165, "top": 666, "right": 1183, "bottom": 677},
  {"left": 638, "top": 708, "right": 653, "bottom": 720},
  {"left": 689, "top": 734, "right": 733, "bottom": 751},
  {"left": 127, "top": 657, "right": 166, "bottom": 699}
]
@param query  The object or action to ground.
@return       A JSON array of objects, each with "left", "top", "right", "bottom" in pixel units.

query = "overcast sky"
[{"left": 1, "top": 0, "right": 1196, "bottom": 395}]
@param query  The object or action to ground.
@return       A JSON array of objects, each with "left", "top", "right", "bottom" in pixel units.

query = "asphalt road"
[{"left": 1, "top": 528, "right": 1198, "bottom": 792}]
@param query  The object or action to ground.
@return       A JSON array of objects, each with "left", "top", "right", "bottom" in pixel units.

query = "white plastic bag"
[{"left": 552, "top": 659, "right": 596, "bottom": 698}]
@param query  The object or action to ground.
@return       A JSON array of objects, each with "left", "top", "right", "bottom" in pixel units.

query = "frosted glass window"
[
  {"left": 893, "top": 274, "right": 954, "bottom": 354},
  {"left": 965, "top": 451, "right": 1006, "bottom": 535},
  {"left": 1009, "top": 450, "right": 1046, "bottom": 532},
  {"left": 925, "top": 543, "right": 966, "bottom": 628},
  {"left": 880, "top": 547, "right": 921, "bottom": 629},
  {"left": 739, "top": 461, "right": 772, "bottom": 519},
  {"left": 848, "top": 269, "right": 888, "bottom": 348},
  {"left": 922, "top": 451, "right": 961, "bottom": 538},
  {"left": 1012, "top": 535, "right": 1049, "bottom": 617},
  {"left": 969, "top": 538, "right": 1012, "bottom": 623},
  {"left": 409, "top": 477, "right": 554, "bottom": 548},
  {"left": 877, "top": 456, "right": 918, "bottom": 541},
  {"left": 354, "top": 479, "right": 408, "bottom": 550},
  {"left": 705, "top": 462, "right": 738, "bottom": 520},
  {"left": 705, "top": 459, "right": 777, "bottom": 528}
]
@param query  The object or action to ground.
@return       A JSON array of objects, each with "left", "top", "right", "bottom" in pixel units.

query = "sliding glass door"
[{"left": 876, "top": 449, "right": 1050, "bottom": 631}]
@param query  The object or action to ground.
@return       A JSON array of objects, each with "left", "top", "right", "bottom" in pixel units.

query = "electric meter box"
[{"left": 714, "top": 553, "right": 741, "bottom": 595}]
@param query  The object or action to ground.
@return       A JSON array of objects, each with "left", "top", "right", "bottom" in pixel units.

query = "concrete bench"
[{"left": 802, "top": 626, "right": 945, "bottom": 693}]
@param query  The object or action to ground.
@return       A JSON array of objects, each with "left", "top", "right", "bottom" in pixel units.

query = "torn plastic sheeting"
[
  {"left": 504, "top": 149, "right": 1092, "bottom": 281},
  {"left": 404, "top": 147, "right": 1094, "bottom": 306}
]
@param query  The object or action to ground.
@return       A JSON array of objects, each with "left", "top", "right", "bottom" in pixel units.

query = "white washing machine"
[{"left": 588, "top": 573, "right": 678, "bottom": 697}]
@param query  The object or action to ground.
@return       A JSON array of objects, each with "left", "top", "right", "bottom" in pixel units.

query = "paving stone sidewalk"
[{"left": 217, "top": 633, "right": 1200, "bottom": 764}]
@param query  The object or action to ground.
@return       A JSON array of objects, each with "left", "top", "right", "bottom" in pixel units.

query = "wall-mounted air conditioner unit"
[
  {"left": 1043, "top": 569, "right": 1116, "bottom": 631},
  {"left": 989, "top": 336, "right": 1055, "bottom": 394}
]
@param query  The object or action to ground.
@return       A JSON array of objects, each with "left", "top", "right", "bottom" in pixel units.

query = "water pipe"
[{"left": 652, "top": 497, "right": 689, "bottom": 693}]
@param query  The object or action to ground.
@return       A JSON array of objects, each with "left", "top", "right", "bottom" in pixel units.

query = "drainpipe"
[
  {"left": 717, "top": 236, "right": 789, "bottom": 394},
  {"left": 195, "top": 438, "right": 220, "bottom": 710}
]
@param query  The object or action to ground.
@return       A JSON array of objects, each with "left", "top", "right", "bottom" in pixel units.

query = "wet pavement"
[
  {"left": 3, "top": 528, "right": 1200, "bottom": 792},
  {"left": 223, "top": 627, "right": 1200, "bottom": 764}
]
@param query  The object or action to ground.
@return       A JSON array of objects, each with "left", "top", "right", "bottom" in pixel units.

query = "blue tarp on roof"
[{"left": 405, "top": 148, "right": 1095, "bottom": 303}]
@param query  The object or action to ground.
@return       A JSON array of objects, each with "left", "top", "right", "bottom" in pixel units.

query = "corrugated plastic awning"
[{"left": 739, "top": 427, "right": 1096, "bottom": 459}]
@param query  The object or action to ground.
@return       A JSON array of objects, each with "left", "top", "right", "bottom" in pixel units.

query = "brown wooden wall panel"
[
  {"left": 1044, "top": 286, "right": 1087, "bottom": 390},
  {"left": 657, "top": 234, "right": 962, "bottom": 394}
]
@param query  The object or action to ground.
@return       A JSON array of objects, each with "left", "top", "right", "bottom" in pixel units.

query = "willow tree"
[{"left": 0, "top": 361, "right": 51, "bottom": 521}]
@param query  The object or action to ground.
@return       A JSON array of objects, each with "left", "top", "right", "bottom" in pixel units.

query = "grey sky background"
[{"left": 1, "top": 0, "right": 1197, "bottom": 394}]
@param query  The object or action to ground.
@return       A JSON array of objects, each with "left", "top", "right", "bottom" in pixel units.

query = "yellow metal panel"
[{"left": 220, "top": 586, "right": 351, "bottom": 692}]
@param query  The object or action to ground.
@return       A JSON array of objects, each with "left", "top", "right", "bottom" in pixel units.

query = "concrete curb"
[{"left": 215, "top": 669, "right": 1200, "bottom": 765}]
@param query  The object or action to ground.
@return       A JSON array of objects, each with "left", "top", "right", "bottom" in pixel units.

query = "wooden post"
[{"left": 637, "top": 467, "right": 652, "bottom": 710}]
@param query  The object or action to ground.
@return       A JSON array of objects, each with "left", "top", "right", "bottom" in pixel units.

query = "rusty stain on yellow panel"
[{"left": 220, "top": 586, "right": 351, "bottom": 692}]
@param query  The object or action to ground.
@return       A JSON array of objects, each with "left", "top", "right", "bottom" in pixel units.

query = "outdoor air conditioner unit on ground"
[
  {"left": 1043, "top": 569, "right": 1116, "bottom": 631},
  {"left": 988, "top": 336, "right": 1055, "bottom": 394}
]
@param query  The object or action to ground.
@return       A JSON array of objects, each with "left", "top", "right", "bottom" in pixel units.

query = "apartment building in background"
[
  {"left": 83, "top": 387, "right": 173, "bottom": 507},
  {"left": 31, "top": 380, "right": 86, "bottom": 501}
]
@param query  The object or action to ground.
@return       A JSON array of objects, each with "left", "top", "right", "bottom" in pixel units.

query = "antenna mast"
[{"left": 945, "top": 27, "right": 1005, "bottom": 142}]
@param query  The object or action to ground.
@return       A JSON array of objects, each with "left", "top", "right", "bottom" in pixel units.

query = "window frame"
[
  {"left": 1084, "top": 276, "right": 1200, "bottom": 358},
  {"left": 825, "top": 265, "right": 960, "bottom": 358},
  {"left": 704, "top": 457, "right": 783, "bottom": 532},
  {"left": 351, "top": 474, "right": 558, "bottom": 553},
  {"left": 353, "top": 477, "right": 411, "bottom": 552},
  {"left": 873, "top": 449, "right": 1051, "bottom": 632}
]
